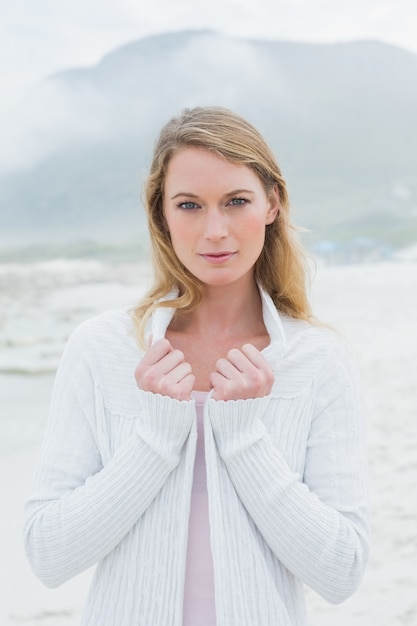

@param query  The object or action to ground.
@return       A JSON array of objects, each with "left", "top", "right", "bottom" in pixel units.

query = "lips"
[{"left": 199, "top": 252, "right": 237, "bottom": 264}]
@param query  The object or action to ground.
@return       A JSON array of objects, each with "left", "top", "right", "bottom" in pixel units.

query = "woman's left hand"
[{"left": 210, "top": 343, "right": 274, "bottom": 401}]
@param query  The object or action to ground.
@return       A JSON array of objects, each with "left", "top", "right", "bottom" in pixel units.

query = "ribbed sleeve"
[
  {"left": 209, "top": 342, "right": 370, "bottom": 605},
  {"left": 23, "top": 324, "right": 194, "bottom": 588}
]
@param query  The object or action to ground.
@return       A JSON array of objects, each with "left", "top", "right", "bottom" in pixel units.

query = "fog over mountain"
[{"left": 1, "top": 29, "right": 416, "bottom": 256}]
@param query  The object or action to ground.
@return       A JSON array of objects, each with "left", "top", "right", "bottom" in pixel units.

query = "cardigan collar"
[{"left": 147, "top": 285, "right": 287, "bottom": 354}]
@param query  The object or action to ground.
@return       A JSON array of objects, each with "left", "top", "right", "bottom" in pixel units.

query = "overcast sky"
[{"left": 1, "top": 0, "right": 417, "bottom": 114}]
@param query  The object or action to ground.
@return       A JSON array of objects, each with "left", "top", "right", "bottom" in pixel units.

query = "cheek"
[
  {"left": 167, "top": 217, "right": 196, "bottom": 259},
  {"left": 242, "top": 214, "right": 268, "bottom": 240},
  {"left": 165, "top": 213, "right": 189, "bottom": 240}
]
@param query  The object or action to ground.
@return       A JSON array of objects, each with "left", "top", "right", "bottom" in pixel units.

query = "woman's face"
[{"left": 163, "top": 146, "right": 279, "bottom": 290}]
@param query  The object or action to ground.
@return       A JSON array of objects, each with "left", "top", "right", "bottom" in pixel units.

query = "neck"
[{"left": 173, "top": 276, "right": 264, "bottom": 339}]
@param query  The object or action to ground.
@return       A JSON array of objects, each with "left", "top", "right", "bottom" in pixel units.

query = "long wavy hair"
[{"left": 132, "top": 106, "right": 312, "bottom": 346}]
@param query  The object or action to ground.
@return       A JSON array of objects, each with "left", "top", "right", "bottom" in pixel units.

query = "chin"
[{"left": 197, "top": 271, "right": 254, "bottom": 289}]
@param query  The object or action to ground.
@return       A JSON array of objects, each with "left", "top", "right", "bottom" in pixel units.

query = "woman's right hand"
[{"left": 134, "top": 338, "right": 195, "bottom": 401}]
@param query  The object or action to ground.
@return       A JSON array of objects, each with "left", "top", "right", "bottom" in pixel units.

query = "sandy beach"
[{"left": 0, "top": 258, "right": 416, "bottom": 625}]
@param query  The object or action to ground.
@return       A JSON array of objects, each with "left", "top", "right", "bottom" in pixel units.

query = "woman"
[{"left": 24, "top": 106, "right": 370, "bottom": 626}]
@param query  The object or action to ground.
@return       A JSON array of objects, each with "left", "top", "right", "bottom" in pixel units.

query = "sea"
[{"left": 0, "top": 259, "right": 152, "bottom": 453}]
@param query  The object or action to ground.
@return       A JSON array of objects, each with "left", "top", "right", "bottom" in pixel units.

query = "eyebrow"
[
  {"left": 171, "top": 192, "right": 199, "bottom": 200},
  {"left": 170, "top": 189, "right": 255, "bottom": 200}
]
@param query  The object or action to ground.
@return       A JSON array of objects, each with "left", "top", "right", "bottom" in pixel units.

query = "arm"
[
  {"left": 209, "top": 342, "right": 370, "bottom": 603},
  {"left": 23, "top": 325, "right": 194, "bottom": 588}
]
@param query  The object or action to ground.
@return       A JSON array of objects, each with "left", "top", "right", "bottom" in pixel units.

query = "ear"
[{"left": 265, "top": 185, "right": 280, "bottom": 225}]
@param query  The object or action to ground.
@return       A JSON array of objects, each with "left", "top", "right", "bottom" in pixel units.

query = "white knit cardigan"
[{"left": 24, "top": 287, "right": 370, "bottom": 626}]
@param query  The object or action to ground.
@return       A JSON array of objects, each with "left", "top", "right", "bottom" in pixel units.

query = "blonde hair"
[{"left": 132, "top": 106, "right": 311, "bottom": 346}]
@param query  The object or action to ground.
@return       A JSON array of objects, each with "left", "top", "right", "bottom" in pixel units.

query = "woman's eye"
[
  {"left": 178, "top": 201, "right": 199, "bottom": 210},
  {"left": 229, "top": 197, "right": 248, "bottom": 206}
]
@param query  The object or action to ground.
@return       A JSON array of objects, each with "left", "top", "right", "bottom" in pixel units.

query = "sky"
[{"left": 1, "top": 0, "right": 417, "bottom": 115}]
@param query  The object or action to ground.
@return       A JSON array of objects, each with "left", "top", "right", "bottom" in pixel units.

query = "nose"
[{"left": 204, "top": 207, "right": 228, "bottom": 241}]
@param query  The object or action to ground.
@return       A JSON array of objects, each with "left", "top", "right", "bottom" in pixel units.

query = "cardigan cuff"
[
  {"left": 208, "top": 395, "right": 270, "bottom": 459},
  {"left": 135, "top": 389, "right": 195, "bottom": 462}
]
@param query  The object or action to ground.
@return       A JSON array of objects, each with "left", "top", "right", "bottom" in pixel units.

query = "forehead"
[{"left": 164, "top": 146, "right": 263, "bottom": 191}]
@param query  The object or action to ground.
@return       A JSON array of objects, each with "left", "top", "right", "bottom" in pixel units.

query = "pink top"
[{"left": 183, "top": 391, "right": 216, "bottom": 625}]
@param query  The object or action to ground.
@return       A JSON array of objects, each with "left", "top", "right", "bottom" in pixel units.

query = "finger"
[
  {"left": 157, "top": 369, "right": 195, "bottom": 399},
  {"left": 174, "top": 374, "right": 196, "bottom": 401},
  {"left": 213, "top": 354, "right": 254, "bottom": 398},
  {"left": 211, "top": 345, "right": 274, "bottom": 401},
  {"left": 139, "top": 350, "right": 187, "bottom": 393},
  {"left": 214, "top": 356, "right": 242, "bottom": 380},
  {"left": 241, "top": 344, "right": 274, "bottom": 380},
  {"left": 240, "top": 344, "right": 274, "bottom": 391},
  {"left": 222, "top": 347, "right": 254, "bottom": 374},
  {"left": 209, "top": 371, "right": 232, "bottom": 401},
  {"left": 214, "top": 348, "right": 264, "bottom": 384},
  {"left": 240, "top": 343, "right": 269, "bottom": 367},
  {"left": 135, "top": 341, "right": 181, "bottom": 390},
  {"left": 156, "top": 348, "right": 188, "bottom": 375},
  {"left": 161, "top": 361, "right": 193, "bottom": 386},
  {"left": 141, "top": 338, "right": 174, "bottom": 367}
]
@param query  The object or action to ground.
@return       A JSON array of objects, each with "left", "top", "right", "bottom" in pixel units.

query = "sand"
[{"left": 0, "top": 259, "right": 416, "bottom": 625}]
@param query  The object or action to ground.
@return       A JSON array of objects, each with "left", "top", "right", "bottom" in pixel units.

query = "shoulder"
[
  {"left": 261, "top": 287, "right": 343, "bottom": 363},
  {"left": 53, "top": 307, "right": 144, "bottom": 414},
  {"left": 282, "top": 315, "right": 355, "bottom": 360},
  {"left": 268, "top": 315, "right": 359, "bottom": 397},
  {"left": 74, "top": 306, "right": 134, "bottom": 334},
  {"left": 277, "top": 313, "right": 328, "bottom": 349},
  {"left": 66, "top": 307, "right": 139, "bottom": 360}
]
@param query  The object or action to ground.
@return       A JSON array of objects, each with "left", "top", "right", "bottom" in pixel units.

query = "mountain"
[{"left": 0, "top": 29, "right": 416, "bottom": 258}]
